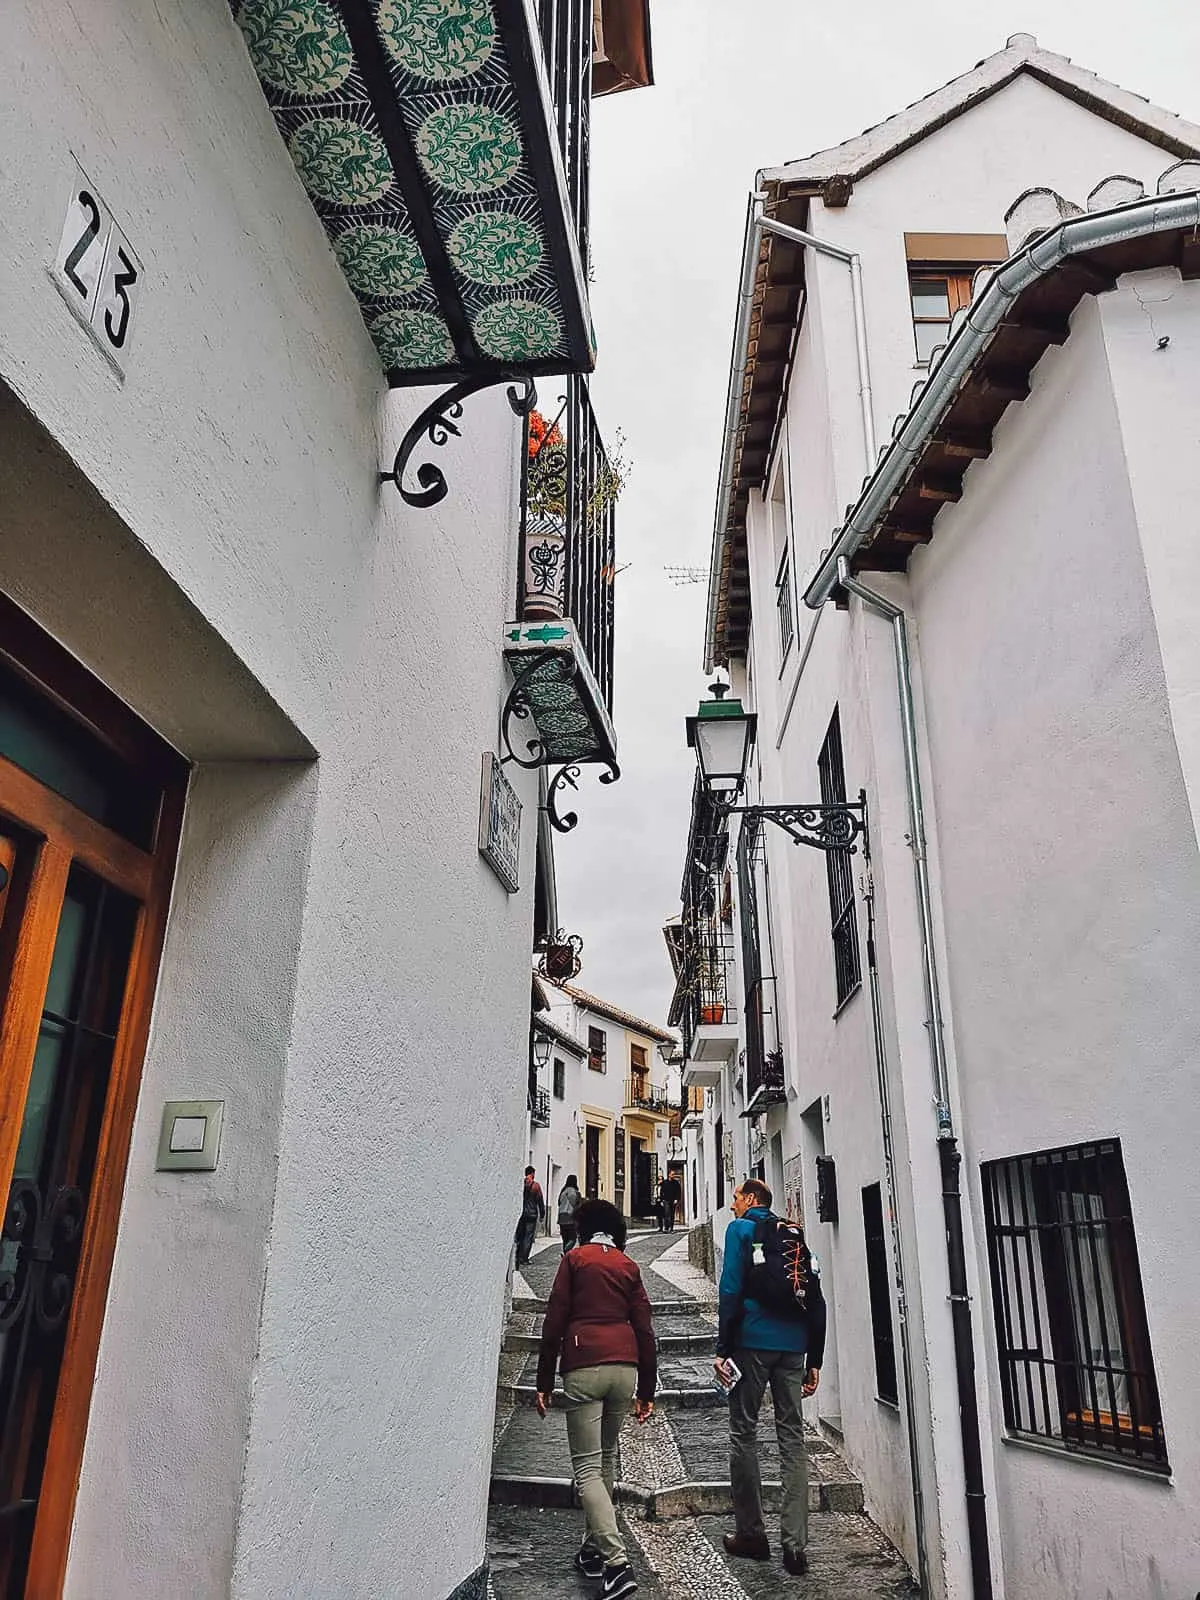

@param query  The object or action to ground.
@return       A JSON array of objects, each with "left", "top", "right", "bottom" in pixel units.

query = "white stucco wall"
[
  {"left": 907, "top": 290, "right": 1200, "bottom": 1600},
  {"left": 719, "top": 69, "right": 1200, "bottom": 1599},
  {"left": 0, "top": 4, "right": 546, "bottom": 1596}
]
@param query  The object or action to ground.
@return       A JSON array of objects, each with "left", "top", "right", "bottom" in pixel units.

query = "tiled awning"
[{"left": 232, "top": 0, "right": 594, "bottom": 385}]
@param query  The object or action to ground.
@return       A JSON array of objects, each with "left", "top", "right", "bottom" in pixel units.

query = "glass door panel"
[{"left": 0, "top": 849, "right": 138, "bottom": 1597}]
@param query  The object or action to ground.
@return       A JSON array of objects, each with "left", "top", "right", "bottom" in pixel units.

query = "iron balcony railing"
[
  {"left": 736, "top": 816, "right": 787, "bottom": 1114},
  {"left": 536, "top": 0, "right": 593, "bottom": 271},
  {"left": 519, "top": 374, "right": 616, "bottom": 713},
  {"left": 625, "top": 1078, "right": 670, "bottom": 1115},
  {"left": 529, "top": 1085, "right": 551, "bottom": 1127}
]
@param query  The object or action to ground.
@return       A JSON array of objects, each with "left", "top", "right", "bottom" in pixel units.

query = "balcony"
[
  {"left": 529, "top": 1085, "right": 551, "bottom": 1127},
  {"left": 501, "top": 376, "right": 618, "bottom": 780},
  {"left": 231, "top": 0, "right": 619, "bottom": 386},
  {"left": 624, "top": 1078, "right": 670, "bottom": 1117},
  {"left": 738, "top": 818, "right": 788, "bottom": 1119}
]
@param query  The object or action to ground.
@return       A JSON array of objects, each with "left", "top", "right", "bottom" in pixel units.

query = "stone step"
[
  {"left": 487, "top": 1502, "right": 916, "bottom": 1599},
  {"left": 489, "top": 1473, "right": 864, "bottom": 1516},
  {"left": 503, "top": 1328, "right": 716, "bottom": 1356},
  {"left": 513, "top": 1294, "right": 703, "bottom": 1318},
  {"left": 500, "top": 1381, "right": 726, "bottom": 1412}
]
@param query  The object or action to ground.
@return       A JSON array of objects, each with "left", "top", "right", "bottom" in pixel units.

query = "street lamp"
[
  {"left": 686, "top": 681, "right": 867, "bottom": 854},
  {"left": 531, "top": 1030, "right": 553, "bottom": 1070},
  {"left": 685, "top": 681, "right": 756, "bottom": 796}
]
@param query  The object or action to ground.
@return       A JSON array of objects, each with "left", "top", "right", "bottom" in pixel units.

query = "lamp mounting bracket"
[
  {"left": 722, "top": 792, "right": 867, "bottom": 854},
  {"left": 381, "top": 374, "right": 536, "bottom": 509}
]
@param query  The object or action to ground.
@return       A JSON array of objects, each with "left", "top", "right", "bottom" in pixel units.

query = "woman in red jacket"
[{"left": 535, "top": 1199, "right": 656, "bottom": 1599}]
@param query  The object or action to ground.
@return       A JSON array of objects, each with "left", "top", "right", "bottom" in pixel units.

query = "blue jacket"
[{"left": 717, "top": 1208, "right": 827, "bottom": 1363}]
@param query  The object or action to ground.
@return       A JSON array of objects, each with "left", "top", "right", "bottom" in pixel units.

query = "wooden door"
[{"left": 0, "top": 601, "right": 185, "bottom": 1599}]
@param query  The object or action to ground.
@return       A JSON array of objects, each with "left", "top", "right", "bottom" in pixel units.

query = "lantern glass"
[{"left": 686, "top": 685, "right": 756, "bottom": 799}]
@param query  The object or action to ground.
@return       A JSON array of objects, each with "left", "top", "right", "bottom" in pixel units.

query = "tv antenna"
[{"left": 664, "top": 565, "right": 707, "bottom": 586}]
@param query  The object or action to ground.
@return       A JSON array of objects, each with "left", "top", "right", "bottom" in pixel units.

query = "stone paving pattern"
[{"left": 492, "top": 1231, "right": 918, "bottom": 1597}]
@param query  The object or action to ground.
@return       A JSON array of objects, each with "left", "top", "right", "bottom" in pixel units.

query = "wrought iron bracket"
[
  {"left": 545, "top": 759, "right": 621, "bottom": 834},
  {"left": 722, "top": 790, "right": 867, "bottom": 854},
  {"left": 380, "top": 374, "right": 535, "bottom": 509},
  {"left": 500, "top": 649, "right": 558, "bottom": 768}
]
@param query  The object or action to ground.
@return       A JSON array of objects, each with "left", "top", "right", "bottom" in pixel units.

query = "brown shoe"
[
  {"left": 723, "top": 1533, "right": 771, "bottom": 1561},
  {"left": 783, "top": 1546, "right": 809, "bottom": 1575}
]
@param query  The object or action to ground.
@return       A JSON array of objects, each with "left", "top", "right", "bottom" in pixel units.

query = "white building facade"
[
  {"left": 675, "top": 36, "right": 1200, "bottom": 1600},
  {"left": 0, "top": 3, "right": 651, "bottom": 1598},
  {"left": 530, "top": 981, "right": 675, "bottom": 1223}
]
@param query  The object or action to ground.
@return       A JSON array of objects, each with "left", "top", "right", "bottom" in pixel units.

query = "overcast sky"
[{"left": 553, "top": 0, "right": 1200, "bottom": 1031}]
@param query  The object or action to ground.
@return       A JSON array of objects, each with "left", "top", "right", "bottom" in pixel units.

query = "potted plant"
[{"left": 699, "top": 1001, "right": 725, "bottom": 1025}]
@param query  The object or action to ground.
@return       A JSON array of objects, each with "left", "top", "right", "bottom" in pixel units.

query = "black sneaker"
[
  {"left": 574, "top": 1545, "right": 604, "bottom": 1579},
  {"left": 601, "top": 1563, "right": 638, "bottom": 1599},
  {"left": 783, "top": 1545, "right": 809, "bottom": 1575}
]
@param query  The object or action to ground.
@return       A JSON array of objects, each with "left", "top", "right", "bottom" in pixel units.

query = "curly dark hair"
[{"left": 576, "top": 1199, "right": 627, "bottom": 1249}]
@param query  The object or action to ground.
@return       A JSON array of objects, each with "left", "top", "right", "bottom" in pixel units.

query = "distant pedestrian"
[
  {"left": 514, "top": 1166, "right": 545, "bottom": 1269},
  {"left": 536, "top": 1199, "right": 656, "bottom": 1599},
  {"left": 715, "top": 1179, "right": 826, "bottom": 1577},
  {"left": 558, "top": 1173, "right": 583, "bottom": 1253},
  {"left": 657, "top": 1173, "right": 682, "bottom": 1232}
]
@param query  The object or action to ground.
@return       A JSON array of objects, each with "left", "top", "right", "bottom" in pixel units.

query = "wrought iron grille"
[
  {"left": 981, "top": 1139, "right": 1168, "bottom": 1471},
  {"left": 625, "top": 1078, "right": 669, "bottom": 1114},
  {"left": 862, "top": 1182, "right": 899, "bottom": 1404},
  {"left": 587, "top": 1026, "right": 606, "bottom": 1073},
  {"left": 675, "top": 773, "right": 736, "bottom": 1059},
  {"left": 518, "top": 375, "right": 616, "bottom": 714},
  {"left": 535, "top": 0, "right": 592, "bottom": 271},
  {"left": 735, "top": 815, "right": 786, "bottom": 1112},
  {"left": 529, "top": 1085, "right": 551, "bottom": 1127},
  {"left": 817, "top": 709, "right": 861, "bottom": 1007}
]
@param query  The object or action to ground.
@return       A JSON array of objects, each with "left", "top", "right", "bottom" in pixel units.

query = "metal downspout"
[{"left": 836, "top": 556, "right": 993, "bottom": 1600}]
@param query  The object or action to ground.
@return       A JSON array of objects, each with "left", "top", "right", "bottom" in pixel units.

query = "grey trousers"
[
  {"left": 563, "top": 1363, "right": 637, "bottom": 1565},
  {"left": 729, "top": 1348, "right": 810, "bottom": 1553}
]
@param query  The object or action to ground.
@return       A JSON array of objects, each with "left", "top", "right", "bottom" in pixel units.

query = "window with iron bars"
[
  {"left": 553, "top": 1057, "right": 566, "bottom": 1099},
  {"left": 980, "top": 1139, "right": 1168, "bottom": 1472},
  {"left": 817, "top": 709, "right": 861, "bottom": 1008},
  {"left": 862, "top": 1183, "right": 899, "bottom": 1405}
]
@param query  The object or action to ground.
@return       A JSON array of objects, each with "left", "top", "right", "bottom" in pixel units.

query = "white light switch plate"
[{"left": 156, "top": 1100, "right": 224, "bottom": 1172}]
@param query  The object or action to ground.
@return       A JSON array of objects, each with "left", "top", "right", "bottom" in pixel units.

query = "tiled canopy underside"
[{"left": 233, "top": 0, "right": 572, "bottom": 373}]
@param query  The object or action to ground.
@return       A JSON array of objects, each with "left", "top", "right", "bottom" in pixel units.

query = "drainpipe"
[
  {"left": 704, "top": 195, "right": 877, "bottom": 671},
  {"left": 836, "top": 557, "right": 993, "bottom": 1600}
]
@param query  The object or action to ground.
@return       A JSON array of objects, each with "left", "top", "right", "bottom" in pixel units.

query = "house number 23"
[{"left": 53, "top": 162, "right": 142, "bottom": 372}]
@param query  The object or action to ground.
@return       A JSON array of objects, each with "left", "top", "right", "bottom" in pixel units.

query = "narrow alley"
[{"left": 488, "top": 1232, "right": 917, "bottom": 1599}]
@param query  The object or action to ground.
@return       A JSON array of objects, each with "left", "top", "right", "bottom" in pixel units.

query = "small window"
[
  {"left": 909, "top": 270, "right": 974, "bottom": 364},
  {"left": 588, "top": 1026, "right": 606, "bottom": 1073},
  {"left": 981, "top": 1139, "right": 1167, "bottom": 1471},
  {"left": 862, "top": 1183, "right": 899, "bottom": 1404},
  {"left": 552, "top": 1057, "right": 565, "bottom": 1099},
  {"left": 775, "top": 552, "right": 794, "bottom": 664},
  {"left": 817, "top": 708, "right": 860, "bottom": 1007}
]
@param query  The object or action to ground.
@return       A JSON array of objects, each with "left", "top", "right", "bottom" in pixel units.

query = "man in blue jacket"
[{"left": 715, "top": 1178, "right": 826, "bottom": 1576}]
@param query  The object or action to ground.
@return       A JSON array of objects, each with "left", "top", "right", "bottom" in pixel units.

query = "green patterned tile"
[
  {"left": 448, "top": 211, "right": 542, "bottom": 285},
  {"left": 377, "top": 0, "right": 495, "bottom": 83},
  {"left": 238, "top": 0, "right": 353, "bottom": 97},
  {"left": 416, "top": 103, "right": 523, "bottom": 195},
  {"left": 333, "top": 225, "right": 427, "bottom": 298},
  {"left": 473, "top": 299, "right": 562, "bottom": 359},
  {"left": 289, "top": 116, "right": 393, "bottom": 206}
]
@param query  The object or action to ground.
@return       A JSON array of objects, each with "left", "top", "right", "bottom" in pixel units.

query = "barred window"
[
  {"left": 776, "top": 552, "right": 794, "bottom": 664},
  {"left": 981, "top": 1140, "right": 1167, "bottom": 1471},
  {"left": 862, "top": 1183, "right": 899, "bottom": 1405},
  {"left": 817, "top": 709, "right": 860, "bottom": 1007},
  {"left": 552, "top": 1057, "right": 565, "bottom": 1099}
]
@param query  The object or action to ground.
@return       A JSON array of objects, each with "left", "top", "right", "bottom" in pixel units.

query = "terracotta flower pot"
[{"left": 700, "top": 1003, "right": 725, "bottom": 1025}]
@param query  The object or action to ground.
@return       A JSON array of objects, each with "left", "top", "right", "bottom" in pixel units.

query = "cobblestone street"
[{"left": 488, "top": 1231, "right": 918, "bottom": 1598}]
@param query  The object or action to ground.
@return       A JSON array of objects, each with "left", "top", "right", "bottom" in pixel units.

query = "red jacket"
[{"left": 535, "top": 1242, "right": 657, "bottom": 1401}]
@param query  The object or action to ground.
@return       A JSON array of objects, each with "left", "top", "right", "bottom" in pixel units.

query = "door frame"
[{"left": 0, "top": 595, "right": 187, "bottom": 1598}]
